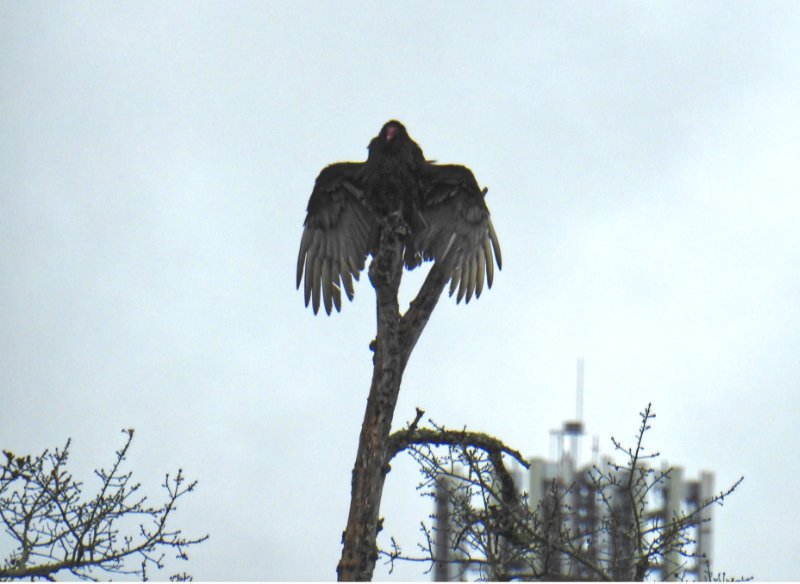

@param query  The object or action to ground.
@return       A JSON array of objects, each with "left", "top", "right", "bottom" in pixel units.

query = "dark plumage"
[{"left": 296, "top": 120, "right": 502, "bottom": 315}]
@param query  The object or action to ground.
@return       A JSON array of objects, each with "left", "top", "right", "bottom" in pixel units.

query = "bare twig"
[{"left": 0, "top": 430, "right": 207, "bottom": 581}]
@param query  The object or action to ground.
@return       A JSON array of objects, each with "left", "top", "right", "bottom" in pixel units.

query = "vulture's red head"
[
  {"left": 368, "top": 120, "right": 424, "bottom": 163},
  {"left": 382, "top": 120, "right": 405, "bottom": 143}
]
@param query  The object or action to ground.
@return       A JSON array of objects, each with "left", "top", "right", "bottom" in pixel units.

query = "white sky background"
[{"left": 2, "top": 2, "right": 799, "bottom": 580}]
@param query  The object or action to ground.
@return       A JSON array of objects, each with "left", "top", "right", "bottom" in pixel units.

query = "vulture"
[{"left": 296, "top": 120, "right": 502, "bottom": 315}]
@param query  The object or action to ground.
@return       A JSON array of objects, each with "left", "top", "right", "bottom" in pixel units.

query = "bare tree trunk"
[{"left": 336, "top": 225, "right": 449, "bottom": 581}]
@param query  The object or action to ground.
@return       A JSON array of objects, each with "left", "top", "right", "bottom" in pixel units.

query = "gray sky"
[{"left": 2, "top": 2, "right": 799, "bottom": 580}]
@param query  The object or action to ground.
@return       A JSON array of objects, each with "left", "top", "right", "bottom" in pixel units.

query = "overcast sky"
[{"left": 2, "top": 2, "right": 799, "bottom": 581}]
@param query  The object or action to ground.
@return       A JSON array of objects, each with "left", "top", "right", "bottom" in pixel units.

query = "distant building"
[
  {"left": 433, "top": 359, "right": 715, "bottom": 581},
  {"left": 521, "top": 455, "right": 715, "bottom": 580}
]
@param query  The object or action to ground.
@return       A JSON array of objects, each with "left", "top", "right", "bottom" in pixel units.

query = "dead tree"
[{"left": 336, "top": 219, "right": 452, "bottom": 581}]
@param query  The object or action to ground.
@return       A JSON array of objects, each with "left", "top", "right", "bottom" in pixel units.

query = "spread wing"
[
  {"left": 296, "top": 163, "right": 376, "bottom": 315},
  {"left": 406, "top": 164, "right": 502, "bottom": 304}
]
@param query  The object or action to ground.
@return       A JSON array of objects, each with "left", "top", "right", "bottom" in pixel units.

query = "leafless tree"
[
  {"left": 336, "top": 217, "right": 457, "bottom": 581},
  {"left": 0, "top": 429, "right": 207, "bottom": 581},
  {"left": 380, "top": 405, "right": 747, "bottom": 582}
]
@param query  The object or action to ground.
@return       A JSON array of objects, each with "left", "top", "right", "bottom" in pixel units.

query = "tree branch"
[
  {"left": 386, "top": 427, "right": 528, "bottom": 470},
  {"left": 0, "top": 432, "right": 206, "bottom": 581},
  {"left": 398, "top": 262, "right": 450, "bottom": 371}
]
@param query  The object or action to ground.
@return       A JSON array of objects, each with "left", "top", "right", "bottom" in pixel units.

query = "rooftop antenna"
[{"left": 562, "top": 357, "right": 585, "bottom": 469}]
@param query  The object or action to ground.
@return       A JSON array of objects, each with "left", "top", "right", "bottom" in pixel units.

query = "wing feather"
[
  {"left": 321, "top": 255, "right": 332, "bottom": 315},
  {"left": 296, "top": 163, "right": 374, "bottom": 315},
  {"left": 449, "top": 267, "right": 461, "bottom": 298},
  {"left": 311, "top": 254, "right": 322, "bottom": 314},
  {"left": 410, "top": 164, "right": 501, "bottom": 304},
  {"left": 488, "top": 218, "right": 503, "bottom": 270},
  {"left": 465, "top": 253, "right": 477, "bottom": 303},
  {"left": 475, "top": 248, "right": 486, "bottom": 298},
  {"left": 341, "top": 268, "right": 355, "bottom": 300},
  {"left": 483, "top": 237, "right": 495, "bottom": 288}
]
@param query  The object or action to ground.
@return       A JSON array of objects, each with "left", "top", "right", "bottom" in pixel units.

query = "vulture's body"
[{"left": 296, "top": 120, "right": 502, "bottom": 315}]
